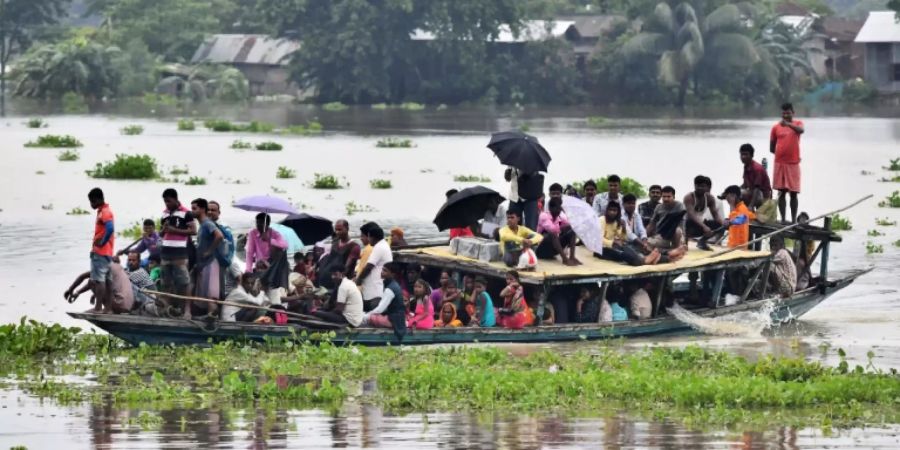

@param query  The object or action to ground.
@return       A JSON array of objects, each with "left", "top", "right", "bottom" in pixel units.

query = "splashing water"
[{"left": 668, "top": 301, "right": 775, "bottom": 337}]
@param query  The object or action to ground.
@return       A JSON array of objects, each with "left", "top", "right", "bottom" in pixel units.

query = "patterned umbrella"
[{"left": 562, "top": 195, "right": 604, "bottom": 255}]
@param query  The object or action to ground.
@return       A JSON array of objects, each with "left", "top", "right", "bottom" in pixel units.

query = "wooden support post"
[
  {"left": 820, "top": 217, "right": 832, "bottom": 281},
  {"left": 596, "top": 282, "right": 610, "bottom": 324},
  {"left": 759, "top": 260, "right": 772, "bottom": 299},
  {"left": 710, "top": 270, "right": 726, "bottom": 308},
  {"left": 740, "top": 263, "right": 764, "bottom": 303},
  {"left": 652, "top": 276, "right": 667, "bottom": 317},
  {"left": 536, "top": 284, "right": 548, "bottom": 326}
]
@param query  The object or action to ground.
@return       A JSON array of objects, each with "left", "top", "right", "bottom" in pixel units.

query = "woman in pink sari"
[
  {"left": 497, "top": 270, "right": 529, "bottom": 329},
  {"left": 407, "top": 279, "right": 434, "bottom": 330}
]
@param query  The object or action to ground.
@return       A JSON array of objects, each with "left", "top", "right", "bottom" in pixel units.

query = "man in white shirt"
[
  {"left": 480, "top": 197, "right": 508, "bottom": 240},
  {"left": 593, "top": 174, "right": 623, "bottom": 216},
  {"left": 221, "top": 273, "right": 266, "bottom": 322},
  {"left": 314, "top": 267, "right": 364, "bottom": 327},
  {"left": 354, "top": 224, "right": 392, "bottom": 311}
]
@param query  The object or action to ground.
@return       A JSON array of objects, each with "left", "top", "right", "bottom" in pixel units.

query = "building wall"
[
  {"left": 863, "top": 43, "right": 900, "bottom": 93},
  {"left": 234, "top": 64, "right": 297, "bottom": 96}
]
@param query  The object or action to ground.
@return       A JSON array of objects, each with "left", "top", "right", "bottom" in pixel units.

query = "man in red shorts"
[{"left": 770, "top": 102, "right": 805, "bottom": 223}]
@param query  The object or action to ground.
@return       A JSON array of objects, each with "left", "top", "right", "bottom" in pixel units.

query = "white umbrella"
[{"left": 562, "top": 196, "right": 604, "bottom": 255}]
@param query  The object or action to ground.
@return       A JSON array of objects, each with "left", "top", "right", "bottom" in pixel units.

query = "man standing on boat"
[
  {"left": 82, "top": 188, "right": 115, "bottom": 313},
  {"left": 505, "top": 166, "right": 543, "bottom": 231},
  {"left": 770, "top": 102, "right": 804, "bottom": 223},
  {"left": 160, "top": 188, "right": 196, "bottom": 318},
  {"left": 355, "top": 224, "right": 392, "bottom": 311}
]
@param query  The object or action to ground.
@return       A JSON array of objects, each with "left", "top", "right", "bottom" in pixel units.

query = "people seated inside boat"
[
  {"left": 626, "top": 281, "right": 653, "bottom": 320},
  {"left": 362, "top": 263, "right": 407, "bottom": 341},
  {"left": 539, "top": 303, "right": 555, "bottom": 325},
  {"left": 646, "top": 186, "right": 687, "bottom": 254},
  {"left": 610, "top": 300, "right": 628, "bottom": 321},
  {"left": 245, "top": 212, "right": 289, "bottom": 306},
  {"left": 598, "top": 201, "right": 662, "bottom": 266},
  {"left": 499, "top": 210, "right": 543, "bottom": 268},
  {"left": 64, "top": 259, "right": 135, "bottom": 315},
  {"left": 461, "top": 274, "right": 475, "bottom": 302},
  {"left": 582, "top": 179, "right": 598, "bottom": 208},
  {"left": 124, "top": 251, "right": 155, "bottom": 290},
  {"left": 720, "top": 185, "right": 756, "bottom": 249},
  {"left": 468, "top": 276, "right": 496, "bottom": 327},
  {"left": 435, "top": 302, "right": 463, "bottom": 328},
  {"left": 390, "top": 227, "right": 408, "bottom": 249},
  {"left": 355, "top": 222, "right": 374, "bottom": 279},
  {"left": 684, "top": 175, "right": 725, "bottom": 240},
  {"left": 575, "top": 287, "right": 600, "bottom": 323},
  {"left": 281, "top": 272, "right": 318, "bottom": 314},
  {"left": 401, "top": 264, "right": 423, "bottom": 300},
  {"left": 407, "top": 279, "right": 435, "bottom": 330},
  {"left": 293, "top": 251, "right": 307, "bottom": 275},
  {"left": 118, "top": 218, "right": 160, "bottom": 261},
  {"left": 543, "top": 183, "right": 564, "bottom": 212},
  {"left": 639, "top": 185, "right": 662, "bottom": 226},
  {"left": 536, "top": 197, "right": 581, "bottom": 266},
  {"left": 769, "top": 235, "right": 797, "bottom": 298},
  {"left": 593, "top": 174, "right": 623, "bottom": 216},
  {"left": 147, "top": 254, "right": 162, "bottom": 284},
  {"left": 429, "top": 270, "right": 454, "bottom": 318},
  {"left": 192, "top": 198, "right": 225, "bottom": 315},
  {"left": 316, "top": 219, "right": 361, "bottom": 290},
  {"left": 355, "top": 223, "right": 392, "bottom": 312},
  {"left": 497, "top": 271, "right": 531, "bottom": 329},
  {"left": 479, "top": 196, "right": 507, "bottom": 240},
  {"left": 312, "top": 266, "right": 364, "bottom": 327},
  {"left": 793, "top": 212, "right": 815, "bottom": 290},
  {"left": 221, "top": 273, "right": 267, "bottom": 322}
]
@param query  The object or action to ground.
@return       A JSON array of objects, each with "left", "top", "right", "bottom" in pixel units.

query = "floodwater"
[{"left": 1, "top": 107, "right": 899, "bottom": 448}]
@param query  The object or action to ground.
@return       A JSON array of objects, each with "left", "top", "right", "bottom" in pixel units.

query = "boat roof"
[{"left": 395, "top": 243, "right": 770, "bottom": 286}]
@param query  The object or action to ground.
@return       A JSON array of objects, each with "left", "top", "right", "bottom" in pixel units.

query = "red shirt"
[
  {"left": 93, "top": 203, "right": 115, "bottom": 257},
  {"left": 449, "top": 227, "right": 474, "bottom": 239},
  {"left": 770, "top": 120, "right": 804, "bottom": 164},
  {"left": 743, "top": 160, "right": 772, "bottom": 198}
]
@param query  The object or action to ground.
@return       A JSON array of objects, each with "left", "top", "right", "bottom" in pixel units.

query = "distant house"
[
  {"left": 559, "top": 15, "right": 629, "bottom": 70},
  {"left": 854, "top": 11, "right": 900, "bottom": 93},
  {"left": 191, "top": 34, "right": 300, "bottom": 96},
  {"left": 410, "top": 20, "right": 575, "bottom": 43},
  {"left": 821, "top": 17, "right": 864, "bottom": 80}
]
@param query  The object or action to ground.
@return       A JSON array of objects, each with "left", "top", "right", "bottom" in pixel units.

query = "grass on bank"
[
  {"left": 1, "top": 319, "right": 900, "bottom": 431},
  {"left": 86, "top": 154, "right": 158, "bottom": 180},
  {"left": 25, "top": 134, "right": 82, "bottom": 148}
]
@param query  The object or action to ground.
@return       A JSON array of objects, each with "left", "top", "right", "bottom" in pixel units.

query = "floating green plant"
[
  {"left": 830, "top": 214, "right": 852, "bottom": 231},
  {"left": 26, "top": 118, "right": 47, "bottom": 128},
  {"left": 572, "top": 176, "right": 646, "bottom": 198},
  {"left": 453, "top": 174, "right": 491, "bottom": 183},
  {"left": 276, "top": 166, "right": 296, "bottom": 179},
  {"left": 310, "top": 173, "right": 343, "bottom": 189},
  {"left": 57, "top": 149, "right": 80, "bottom": 161},
  {"left": 376, "top": 137, "right": 415, "bottom": 148},
  {"left": 884, "top": 158, "right": 900, "bottom": 171},
  {"left": 399, "top": 102, "right": 425, "bottom": 111},
  {"left": 86, "top": 154, "right": 159, "bottom": 180},
  {"left": 345, "top": 201, "right": 375, "bottom": 215},
  {"left": 878, "top": 191, "right": 900, "bottom": 208},
  {"left": 66, "top": 207, "right": 90, "bottom": 215},
  {"left": 169, "top": 166, "right": 189, "bottom": 175},
  {"left": 25, "top": 134, "right": 82, "bottom": 148},
  {"left": 282, "top": 121, "right": 323, "bottom": 136},
  {"left": 184, "top": 176, "right": 207, "bottom": 185},
  {"left": 255, "top": 141, "right": 283, "bottom": 151},
  {"left": 866, "top": 229, "right": 883, "bottom": 237},
  {"left": 866, "top": 241, "right": 884, "bottom": 254},
  {"left": 177, "top": 119, "right": 196, "bottom": 131},
  {"left": 587, "top": 116, "right": 607, "bottom": 126},
  {"left": 875, "top": 217, "right": 896, "bottom": 226},
  {"left": 230, "top": 139, "right": 252, "bottom": 149},
  {"left": 880, "top": 175, "right": 900, "bottom": 183},
  {"left": 120, "top": 125, "right": 144, "bottom": 136},
  {"left": 322, "top": 102, "right": 348, "bottom": 111},
  {"left": 204, "top": 120, "right": 275, "bottom": 133},
  {"left": 369, "top": 179, "right": 392, "bottom": 189}
]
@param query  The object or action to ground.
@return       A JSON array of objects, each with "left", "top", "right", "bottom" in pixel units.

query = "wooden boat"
[{"left": 70, "top": 218, "right": 870, "bottom": 346}]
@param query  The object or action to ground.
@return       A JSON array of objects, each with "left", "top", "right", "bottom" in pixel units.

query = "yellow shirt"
[
  {"left": 498, "top": 225, "right": 543, "bottom": 254},
  {"left": 600, "top": 217, "right": 627, "bottom": 248},
  {"left": 356, "top": 244, "right": 373, "bottom": 276}
]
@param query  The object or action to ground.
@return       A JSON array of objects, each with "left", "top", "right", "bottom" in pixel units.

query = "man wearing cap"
[{"left": 720, "top": 185, "right": 756, "bottom": 249}]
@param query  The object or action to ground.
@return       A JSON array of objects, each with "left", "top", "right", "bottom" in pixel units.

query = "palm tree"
[
  {"left": 13, "top": 38, "right": 122, "bottom": 99},
  {"left": 621, "top": 1, "right": 760, "bottom": 107},
  {"left": 754, "top": 17, "right": 821, "bottom": 100}
]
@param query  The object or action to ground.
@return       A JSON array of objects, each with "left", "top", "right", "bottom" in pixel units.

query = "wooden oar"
[
  {"left": 705, "top": 194, "right": 872, "bottom": 259},
  {"left": 140, "top": 288, "right": 331, "bottom": 324}
]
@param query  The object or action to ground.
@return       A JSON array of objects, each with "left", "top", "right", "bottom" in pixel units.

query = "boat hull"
[{"left": 68, "top": 270, "right": 867, "bottom": 347}]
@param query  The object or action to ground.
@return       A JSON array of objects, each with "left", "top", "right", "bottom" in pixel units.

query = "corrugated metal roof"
[
  {"left": 855, "top": 11, "right": 900, "bottom": 43},
  {"left": 191, "top": 34, "right": 300, "bottom": 66},
  {"left": 411, "top": 20, "right": 575, "bottom": 43}
]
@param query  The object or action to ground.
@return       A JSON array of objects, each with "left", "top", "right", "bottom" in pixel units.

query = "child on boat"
[
  {"left": 407, "top": 278, "right": 434, "bottom": 330},
  {"left": 468, "top": 277, "right": 496, "bottom": 327}
]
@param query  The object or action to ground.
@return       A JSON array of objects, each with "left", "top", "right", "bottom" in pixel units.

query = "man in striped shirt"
[{"left": 160, "top": 188, "right": 197, "bottom": 318}]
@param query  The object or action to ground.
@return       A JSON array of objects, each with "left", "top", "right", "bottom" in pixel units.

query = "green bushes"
[
  {"left": 878, "top": 191, "right": 900, "bottom": 208},
  {"left": 376, "top": 137, "right": 415, "bottom": 148},
  {"left": 885, "top": 158, "right": 900, "bottom": 171},
  {"left": 177, "top": 119, "right": 196, "bottom": 131},
  {"left": 26, "top": 118, "right": 47, "bottom": 128},
  {"left": 369, "top": 179, "right": 392, "bottom": 189},
  {"left": 25, "top": 134, "right": 83, "bottom": 148},
  {"left": 120, "top": 125, "right": 144, "bottom": 135},
  {"left": 86, "top": 154, "right": 159, "bottom": 180},
  {"left": 283, "top": 121, "right": 323, "bottom": 136},
  {"left": 865, "top": 242, "right": 884, "bottom": 254},
  {"left": 830, "top": 214, "right": 852, "bottom": 231},
  {"left": 310, "top": 173, "right": 343, "bottom": 189},
  {"left": 184, "top": 176, "right": 207, "bottom": 185},
  {"left": 572, "top": 176, "right": 647, "bottom": 198},
  {"left": 57, "top": 149, "right": 80, "bottom": 162},
  {"left": 276, "top": 166, "right": 296, "bottom": 179},
  {"left": 255, "top": 141, "right": 283, "bottom": 151}
]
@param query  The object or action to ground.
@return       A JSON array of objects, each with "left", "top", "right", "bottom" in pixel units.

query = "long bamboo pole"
[
  {"left": 141, "top": 288, "right": 324, "bottom": 322},
  {"left": 706, "top": 195, "right": 872, "bottom": 259}
]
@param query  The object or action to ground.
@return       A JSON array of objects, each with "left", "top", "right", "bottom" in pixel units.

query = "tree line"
[{"left": 1, "top": 0, "right": 896, "bottom": 114}]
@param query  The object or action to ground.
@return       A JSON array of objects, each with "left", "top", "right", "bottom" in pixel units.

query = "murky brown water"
[{"left": 0, "top": 108, "right": 898, "bottom": 448}]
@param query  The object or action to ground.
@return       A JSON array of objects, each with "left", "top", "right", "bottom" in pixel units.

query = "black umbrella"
[
  {"left": 487, "top": 130, "right": 552, "bottom": 173},
  {"left": 281, "top": 213, "right": 334, "bottom": 245},
  {"left": 433, "top": 186, "right": 505, "bottom": 231}
]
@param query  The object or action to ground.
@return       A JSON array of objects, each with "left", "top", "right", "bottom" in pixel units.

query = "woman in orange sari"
[{"left": 497, "top": 270, "right": 529, "bottom": 329}]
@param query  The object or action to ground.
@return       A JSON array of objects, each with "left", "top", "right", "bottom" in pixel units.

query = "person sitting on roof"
[
  {"left": 536, "top": 197, "right": 581, "bottom": 266},
  {"left": 684, "top": 175, "right": 725, "bottom": 240},
  {"left": 435, "top": 302, "right": 463, "bottom": 327},
  {"left": 720, "top": 185, "right": 756, "bottom": 249},
  {"left": 646, "top": 186, "right": 687, "bottom": 257},
  {"left": 406, "top": 279, "right": 434, "bottom": 330},
  {"left": 499, "top": 210, "right": 543, "bottom": 268},
  {"left": 597, "top": 201, "right": 662, "bottom": 266}
]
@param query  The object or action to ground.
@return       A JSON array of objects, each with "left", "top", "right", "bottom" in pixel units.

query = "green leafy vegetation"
[
  {"left": 26, "top": 118, "right": 47, "bottom": 128},
  {"left": 830, "top": 214, "right": 852, "bottom": 231},
  {"left": 894, "top": 239, "right": 900, "bottom": 248},
  {"left": 24, "top": 134, "right": 82, "bottom": 148},
  {"left": 310, "top": 173, "right": 343, "bottom": 189},
  {"left": 86, "top": 154, "right": 159, "bottom": 180},
  {"left": 867, "top": 229, "right": 884, "bottom": 237},
  {"left": 177, "top": 119, "right": 196, "bottom": 131},
  {"left": 572, "top": 176, "right": 647, "bottom": 198},
  {"left": 866, "top": 242, "right": 884, "bottom": 254},
  {"left": 276, "top": 166, "right": 296, "bottom": 179},
  {"left": 369, "top": 179, "right": 392, "bottom": 189},
  {"left": 184, "top": 176, "right": 206, "bottom": 185},
  {"left": 66, "top": 207, "right": 90, "bottom": 216},
  {"left": 57, "top": 149, "right": 80, "bottom": 162},
  {"left": 881, "top": 176, "right": 900, "bottom": 183},
  {"left": 169, "top": 166, "right": 189, "bottom": 175},
  {"left": 230, "top": 139, "right": 252, "bottom": 149},
  {"left": 204, "top": 120, "right": 275, "bottom": 133},
  {"left": 345, "top": 201, "right": 376, "bottom": 216},
  {"left": 453, "top": 174, "right": 491, "bottom": 183},
  {"left": 875, "top": 218, "right": 897, "bottom": 226},
  {"left": 322, "top": 102, "right": 348, "bottom": 111},
  {"left": 884, "top": 158, "right": 900, "bottom": 171},
  {"left": 61, "top": 92, "right": 89, "bottom": 114},
  {"left": 399, "top": 102, "right": 425, "bottom": 111},
  {"left": 878, "top": 191, "right": 900, "bottom": 208},
  {"left": 120, "top": 125, "right": 144, "bottom": 135},
  {"left": 283, "top": 121, "right": 323, "bottom": 136},
  {"left": 376, "top": 137, "right": 415, "bottom": 148},
  {"left": 255, "top": 141, "right": 283, "bottom": 151}
]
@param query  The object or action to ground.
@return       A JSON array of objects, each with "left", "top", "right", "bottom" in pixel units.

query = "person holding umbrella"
[
  {"left": 245, "top": 213, "right": 289, "bottom": 304},
  {"left": 489, "top": 131, "right": 550, "bottom": 231}
]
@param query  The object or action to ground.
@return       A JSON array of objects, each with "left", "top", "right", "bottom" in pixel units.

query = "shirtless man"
[{"left": 684, "top": 175, "right": 724, "bottom": 239}]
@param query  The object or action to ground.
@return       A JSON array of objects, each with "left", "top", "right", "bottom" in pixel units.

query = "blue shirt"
[
  {"left": 476, "top": 292, "right": 496, "bottom": 327},
  {"left": 611, "top": 302, "right": 628, "bottom": 321}
]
